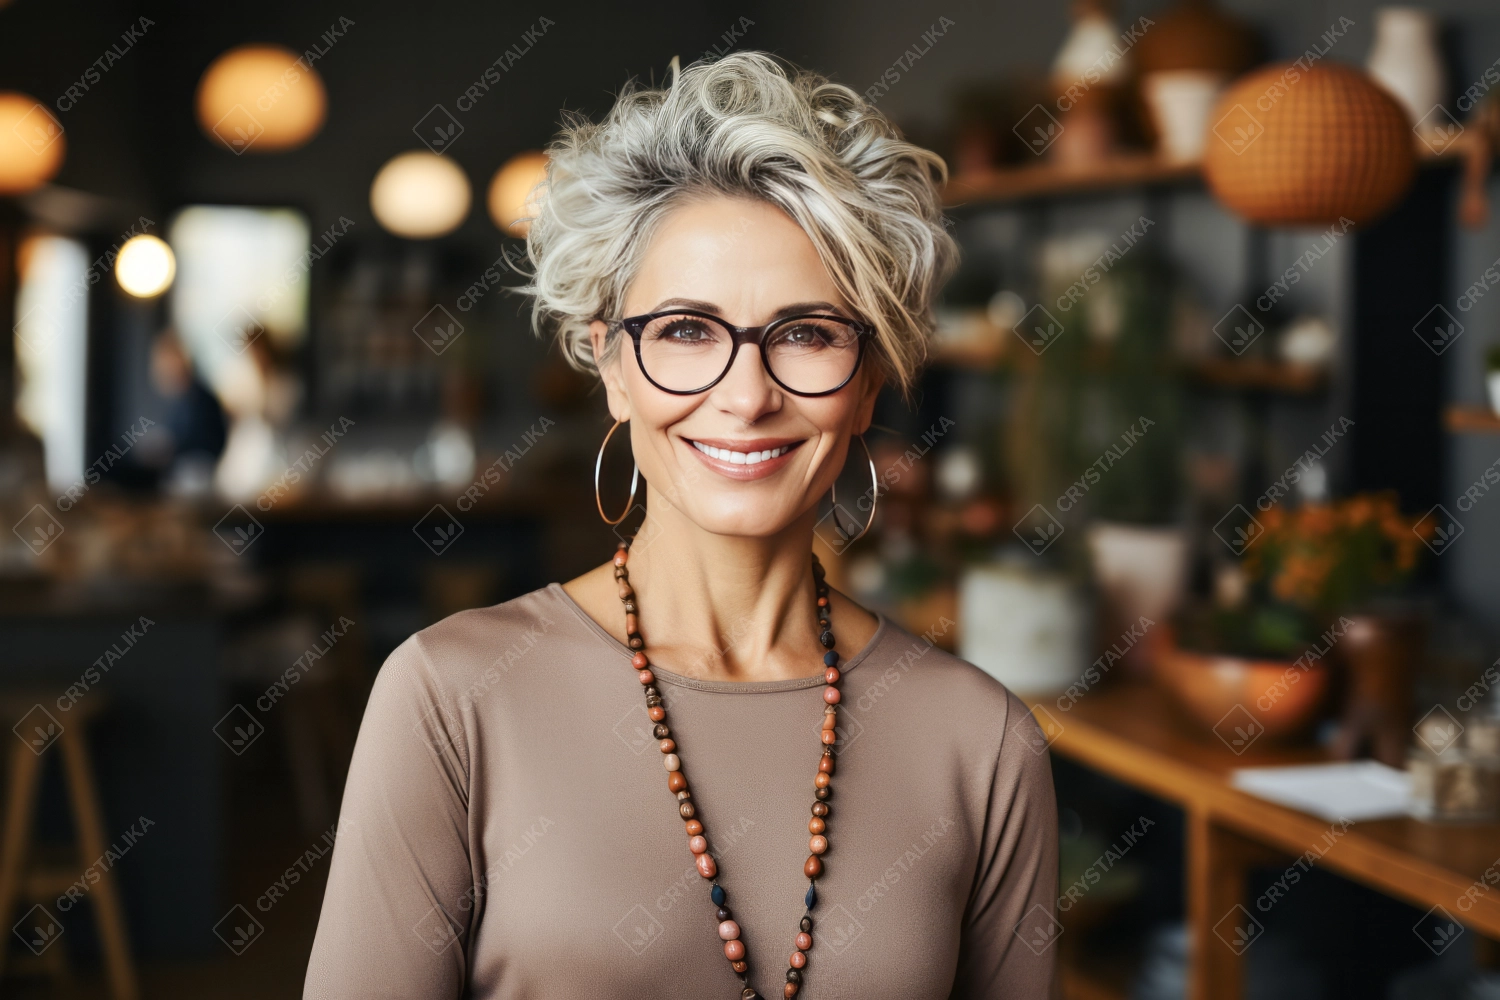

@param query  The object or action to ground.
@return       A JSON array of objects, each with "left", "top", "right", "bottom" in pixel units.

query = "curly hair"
[{"left": 520, "top": 51, "right": 957, "bottom": 395}]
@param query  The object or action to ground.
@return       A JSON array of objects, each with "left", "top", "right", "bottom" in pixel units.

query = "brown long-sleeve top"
[{"left": 304, "top": 583, "right": 1058, "bottom": 999}]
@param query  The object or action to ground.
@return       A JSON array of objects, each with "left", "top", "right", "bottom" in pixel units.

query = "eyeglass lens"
[{"left": 636, "top": 314, "right": 860, "bottom": 394}]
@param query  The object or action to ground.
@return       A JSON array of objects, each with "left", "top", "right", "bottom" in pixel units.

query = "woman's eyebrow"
[{"left": 645, "top": 299, "right": 848, "bottom": 320}]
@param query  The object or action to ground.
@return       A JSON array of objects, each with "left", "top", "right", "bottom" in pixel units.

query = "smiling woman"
[{"left": 305, "top": 52, "right": 1057, "bottom": 1000}]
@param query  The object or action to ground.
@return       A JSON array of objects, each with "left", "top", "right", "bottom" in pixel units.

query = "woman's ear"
[{"left": 590, "top": 320, "right": 631, "bottom": 422}]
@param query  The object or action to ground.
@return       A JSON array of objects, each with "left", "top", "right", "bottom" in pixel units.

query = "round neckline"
[{"left": 547, "top": 581, "right": 886, "bottom": 694}]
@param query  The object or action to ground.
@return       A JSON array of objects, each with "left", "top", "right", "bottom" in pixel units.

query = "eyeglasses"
[{"left": 612, "top": 309, "right": 868, "bottom": 397}]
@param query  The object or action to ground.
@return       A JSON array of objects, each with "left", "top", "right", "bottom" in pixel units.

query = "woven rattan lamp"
[{"left": 1202, "top": 62, "right": 1416, "bottom": 226}]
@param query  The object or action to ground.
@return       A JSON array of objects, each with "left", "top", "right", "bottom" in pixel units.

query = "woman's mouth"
[{"left": 684, "top": 437, "right": 805, "bottom": 480}]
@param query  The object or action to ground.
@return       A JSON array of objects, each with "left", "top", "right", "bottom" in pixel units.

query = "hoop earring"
[
  {"left": 595, "top": 419, "right": 640, "bottom": 526},
  {"left": 828, "top": 433, "right": 878, "bottom": 544}
]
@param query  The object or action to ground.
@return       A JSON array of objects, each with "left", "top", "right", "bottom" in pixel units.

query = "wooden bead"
[
  {"left": 820, "top": 729, "right": 837, "bottom": 745},
  {"left": 618, "top": 582, "right": 633, "bottom": 599},
  {"left": 689, "top": 835, "right": 708, "bottom": 854},
  {"left": 660, "top": 739, "right": 676, "bottom": 753},
  {"left": 718, "top": 919, "right": 740, "bottom": 940},
  {"left": 668, "top": 772, "right": 687, "bottom": 793},
  {"left": 818, "top": 755, "right": 834, "bottom": 774},
  {"left": 824, "top": 667, "right": 840, "bottom": 684},
  {"left": 800, "top": 916, "right": 813, "bottom": 933},
  {"left": 790, "top": 950, "right": 807, "bottom": 968},
  {"left": 625, "top": 613, "right": 638, "bottom": 634},
  {"left": 653, "top": 723, "right": 670, "bottom": 739},
  {"left": 628, "top": 636, "right": 644, "bottom": 650},
  {"left": 648, "top": 706, "right": 666, "bottom": 722},
  {"left": 814, "top": 772, "right": 830, "bottom": 789},
  {"left": 732, "top": 960, "right": 749, "bottom": 974},
  {"left": 814, "top": 786, "right": 831, "bottom": 801},
  {"left": 638, "top": 669, "right": 654, "bottom": 685},
  {"left": 679, "top": 801, "right": 696, "bottom": 818},
  {"left": 809, "top": 835, "right": 828, "bottom": 855},
  {"left": 812, "top": 802, "right": 829, "bottom": 817},
  {"left": 663, "top": 753, "right": 681, "bottom": 772},
  {"left": 808, "top": 816, "right": 825, "bottom": 835},
  {"left": 821, "top": 712, "right": 836, "bottom": 730},
  {"left": 614, "top": 551, "right": 628, "bottom": 567},
  {"left": 723, "top": 938, "right": 745, "bottom": 961},
  {"left": 796, "top": 932, "right": 812, "bottom": 951},
  {"left": 803, "top": 856, "right": 822, "bottom": 878},
  {"left": 822, "top": 687, "right": 841, "bottom": 705},
  {"left": 632, "top": 652, "right": 649, "bottom": 669},
  {"left": 784, "top": 982, "right": 799, "bottom": 998},
  {"left": 686, "top": 819, "right": 703, "bottom": 836},
  {"left": 817, "top": 596, "right": 828, "bottom": 607},
  {"left": 697, "top": 853, "right": 718, "bottom": 878}
]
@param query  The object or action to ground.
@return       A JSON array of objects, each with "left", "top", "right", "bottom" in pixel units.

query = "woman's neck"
[{"left": 563, "top": 489, "right": 878, "bottom": 683}]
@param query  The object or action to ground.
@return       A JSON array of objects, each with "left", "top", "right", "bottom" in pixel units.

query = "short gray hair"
[{"left": 521, "top": 51, "right": 957, "bottom": 394}]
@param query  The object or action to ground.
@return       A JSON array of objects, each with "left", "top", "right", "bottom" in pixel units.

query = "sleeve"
[
  {"left": 303, "top": 635, "right": 475, "bottom": 1000},
  {"left": 948, "top": 690, "right": 1060, "bottom": 999}
]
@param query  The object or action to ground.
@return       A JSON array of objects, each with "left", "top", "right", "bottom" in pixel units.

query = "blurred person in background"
[
  {"left": 144, "top": 326, "right": 227, "bottom": 496},
  {"left": 306, "top": 53, "right": 1057, "bottom": 1000}
]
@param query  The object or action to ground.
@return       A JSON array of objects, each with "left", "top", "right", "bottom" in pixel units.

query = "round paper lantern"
[
  {"left": 370, "top": 151, "right": 472, "bottom": 239},
  {"left": 1202, "top": 63, "right": 1415, "bottom": 227},
  {"left": 197, "top": 45, "right": 326, "bottom": 153},
  {"left": 114, "top": 235, "right": 176, "bottom": 297},
  {"left": 487, "top": 151, "right": 549, "bottom": 236},
  {"left": 0, "top": 92, "right": 65, "bottom": 194}
]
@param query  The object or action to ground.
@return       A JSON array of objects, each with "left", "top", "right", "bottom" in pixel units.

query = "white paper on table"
[{"left": 1230, "top": 761, "right": 1412, "bottom": 822}]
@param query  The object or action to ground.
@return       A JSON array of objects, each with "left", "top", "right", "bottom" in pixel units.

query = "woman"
[{"left": 306, "top": 53, "right": 1057, "bottom": 1000}]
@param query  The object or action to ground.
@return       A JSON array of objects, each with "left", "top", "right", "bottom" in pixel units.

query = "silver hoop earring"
[
  {"left": 828, "top": 433, "right": 878, "bottom": 544},
  {"left": 595, "top": 419, "right": 640, "bottom": 525}
]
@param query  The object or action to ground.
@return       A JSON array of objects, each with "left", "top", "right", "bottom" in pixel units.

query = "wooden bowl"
[{"left": 1154, "top": 644, "right": 1329, "bottom": 742}]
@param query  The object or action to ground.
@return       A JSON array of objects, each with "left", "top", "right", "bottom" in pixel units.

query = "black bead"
[
  {"left": 811, "top": 801, "right": 829, "bottom": 817},
  {"left": 819, "top": 631, "right": 835, "bottom": 649},
  {"left": 644, "top": 685, "right": 660, "bottom": 698},
  {"left": 653, "top": 724, "right": 670, "bottom": 739},
  {"left": 786, "top": 969, "right": 803, "bottom": 985},
  {"left": 741, "top": 989, "right": 758, "bottom": 1000},
  {"left": 800, "top": 915, "right": 813, "bottom": 933},
  {"left": 646, "top": 697, "right": 662, "bottom": 708},
  {"left": 628, "top": 636, "right": 644, "bottom": 650},
  {"left": 614, "top": 566, "right": 627, "bottom": 579},
  {"left": 815, "top": 786, "right": 831, "bottom": 801},
  {"left": 717, "top": 906, "right": 732, "bottom": 921}
]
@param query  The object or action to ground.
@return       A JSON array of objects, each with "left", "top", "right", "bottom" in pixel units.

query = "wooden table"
[{"left": 1025, "top": 683, "right": 1500, "bottom": 1000}]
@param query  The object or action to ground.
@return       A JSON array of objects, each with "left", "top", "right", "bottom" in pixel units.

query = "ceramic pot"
[
  {"left": 1155, "top": 642, "right": 1329, "bottom": 743},
  {"left": 1142, "top": 71, "right": 1225, "bottom": 162},
  {"left": 1367, "top": 7, "right": 1446, "bottom": 130},
  {"left": 959, "top": 563, "right": 1089, "bottom": 695},
  {"left": 1086, "top": 522, "right": 1188, "bottom": 673},
  {"left": 1330, "top": 612, "right": 1427, "bottom": 767}
]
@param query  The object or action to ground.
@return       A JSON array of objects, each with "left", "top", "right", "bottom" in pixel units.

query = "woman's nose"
[{"left": 708, "top": 341, "right": 782, "bottom": 423}]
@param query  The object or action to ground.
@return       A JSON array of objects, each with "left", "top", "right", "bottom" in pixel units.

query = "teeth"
[{"left": 691, "top": 441, "right": 791, "bottom": 465}]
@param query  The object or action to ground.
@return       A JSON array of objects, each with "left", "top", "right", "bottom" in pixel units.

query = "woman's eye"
[{"left": 660, "top": 321, "right": 713, "bottom": 342}]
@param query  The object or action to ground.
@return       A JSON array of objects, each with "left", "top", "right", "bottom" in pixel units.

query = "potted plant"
[{"left": 1161, "top": 494, "right": 1432, "bottom": 755}]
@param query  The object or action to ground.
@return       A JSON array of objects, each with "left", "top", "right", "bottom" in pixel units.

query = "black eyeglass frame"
[{"left": 610, "top": 308, "right": 870, "bottom": 397}]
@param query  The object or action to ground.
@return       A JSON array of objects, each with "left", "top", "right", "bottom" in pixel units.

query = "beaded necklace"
[{"left": 613, "top": 542, "right": 842, "bottom": 1000}]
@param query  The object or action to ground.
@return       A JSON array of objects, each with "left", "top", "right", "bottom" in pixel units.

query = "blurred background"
[{"left": 0, "top": 1, "right": 1499, "bottom": 998}]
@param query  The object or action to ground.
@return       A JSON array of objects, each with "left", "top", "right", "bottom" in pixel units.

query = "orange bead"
[
  {"left": 731, "top": 960, "right": 748, "bottom": 973},
  {"left": 698, "top": 853, "right": 718, "bottom": 879},
  {"left": 809, "top": 835, "right": 828, "bottom": 855},
  {"left": 689, "top": 835, "right": 708, "bottom": 854},
  {"left": 785, "top": 982, "right": 799, "bottom": 998},
  {"left": 818, "top": 756, "right": 834, "bottom": 774},
  {"left": 803, "top": 856, "right": 822, "bottom": 878},
  {"left": 660, "top": 739, "right": 676, "bottom": 753},
  {"left": 648, "top": 706, "right": 666, "bottom": 722},
  {"left": 668, "top": 771, "right": 687, "bottom": 793},
  {"left": 822, "top": 687, "right": 841, "bottom": 705},
  {"left": 809, "top": 816, "right": 825, "bottom": 835},
  {"left": 625, "top": 613, "right": 638, "bottom": 634},
  {"left": 614, "top": 551, "right": 628, "bottom": 567},
  {"left": 796, "top": 932, "right": 812, "bottom": 951},
  {"left": 814, "top": 772, "right": 830, "bottom": 789},
  {"left": 723, "top": 938, "right": 745, "bottom": 961},
  {"left": 632, "top": 652, "right": 649, "bottom": 669},
  {"left": 790, "top": 949, "right": 807, "bottom": 968},
  {"left": 638, "top": 669, "right": 654, "bottom": 685},
  {"left": 822, "top": 712, "right": 837, "bottom": 730},
  {"left": 824, "top": 667, "right": 839, "bottom": 684},
  {"left": 820, "top": 729, "right": 837, "bottom": 745},
  {"left": 685, "top": 819, "right": 703, "bottom": 836}
]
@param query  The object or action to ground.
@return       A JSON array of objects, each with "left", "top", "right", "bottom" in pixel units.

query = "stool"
[{"left": 0, "top": 694, "right": 138, "bottom": 1000}]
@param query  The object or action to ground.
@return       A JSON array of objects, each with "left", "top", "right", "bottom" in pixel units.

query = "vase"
[
  {"left": 1330, "top": 612, "right": 1427, "bottom": 767},
  {"left": 1086, "top": 522, "right": 1188, "bottom": 676},
  {"left": 1366, "top": 7, "right": 1446, "bottom": 131},
  {"left": 958, "top": 563, "right": 1089, "bottom": 695},
  {"left": 1487, "top": 370, "right": 1500, "bottom": 415},
  {"left": 1143, "top": 71, "right": 1225, "bottom": 162}
]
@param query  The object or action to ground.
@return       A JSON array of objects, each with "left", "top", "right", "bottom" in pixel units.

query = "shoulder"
[
  {"left": 373, "top": 584, "right": 585, "bottom": 708},
  {"left": 855, "top": 616, "right": 1049, "bottom": 763}
]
